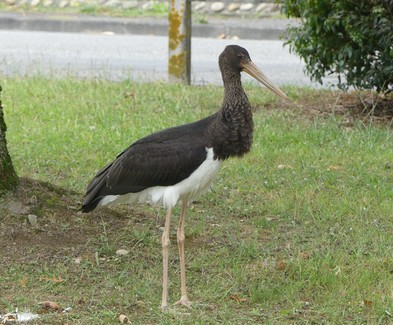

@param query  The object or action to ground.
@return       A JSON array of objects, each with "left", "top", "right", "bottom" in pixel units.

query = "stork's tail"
[{"left": 81, "top": 162, "right": 113, "bottom": 213}]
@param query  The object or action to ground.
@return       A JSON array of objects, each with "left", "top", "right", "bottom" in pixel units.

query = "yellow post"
[{"left": 168, "top": 0, "right": 191, "bottom": 84}]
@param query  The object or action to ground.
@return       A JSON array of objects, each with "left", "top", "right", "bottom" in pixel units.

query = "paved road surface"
[{"left": 0, "top": 30, "right": 336, "bottom": 87}]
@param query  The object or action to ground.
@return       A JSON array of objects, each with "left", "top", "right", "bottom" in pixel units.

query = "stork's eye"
[{"left": 237, "top": 53, "right": 244, "bottom": 59}]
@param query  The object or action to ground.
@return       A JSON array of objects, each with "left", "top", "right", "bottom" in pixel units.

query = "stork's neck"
[
  {"left": 209, "top": 75, "right": 254, "bottom": 160},
  {"left": 222, "top": 76, "right": 250, "bottom": 115}
]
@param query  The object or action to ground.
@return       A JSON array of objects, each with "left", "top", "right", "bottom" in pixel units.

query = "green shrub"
[{"left": 283, "top": 0, "right": 393, "bottom": 93}]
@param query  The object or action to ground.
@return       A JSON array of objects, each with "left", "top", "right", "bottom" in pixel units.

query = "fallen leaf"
[
  {"left": 299, "top": 251, "right": 310, "bottom": 259},
  {"left": 119, "top": 314, "right": 129, "bottom": 323},
  {"left": 327, "top": 165, "right": 340, "bottom": 171},
  {"left": 363, "top": 300, "right": 373, "bottom": 307},
  {"left": 277, "top": 164, "right": 293, "bottom": 170},
  {"left": 41, "top": 276, "right": 64, "bottom": 283},
  {"left": 0, "top": 308, "right": 39, "bottom": 324},
  {"left": 38, "top": 301, "right": 62, "bottom": 312},
  {"left": 116, "top": 249, "right": 129, "bottom": 256},
  {"left": 229, "top": 294, "right": 247, "bottom": 303},
  {"left": 19, "top": 276, "right": 28, "bottom": 287},
  {"left": 77, "top": 297, "right": 86, "bottom": 305},
  {"left": 74, "top": 256, "right": 82, "bottom": 265},
  {"left": 2, "top": 313, "right": 17, "bottom": 322},
  {"left": 276, "top": 260, "right": 287, "bottom": 271}
]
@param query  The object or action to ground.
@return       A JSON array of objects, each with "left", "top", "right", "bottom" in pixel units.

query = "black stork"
[{"left": 82, "top": 45, "right": 288, "bottom": 311}]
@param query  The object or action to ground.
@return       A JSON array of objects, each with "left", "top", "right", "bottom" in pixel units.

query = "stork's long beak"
[{"left": 241, "top": 60, "right": 289, "bottom": 101}]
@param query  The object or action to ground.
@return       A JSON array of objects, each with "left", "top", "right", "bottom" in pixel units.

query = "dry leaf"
[
  {"left": 333, "top": 266, "right": 341, "bottom": 276},
  {"left": 277, "top": 164, "right": 293, "bottom": 170},
  {"left": 327, "top": 165, "right": 340, "bottom": 171},
  {"left": 19, "top": 276, "right": 28, "bottom": 287},
  {"left": 2, "top": 311, "right": 39, "bottom": 323},
  {"left": 116, "top": 249, "right": 129, "bottom": 256},
  {"left": 119, "top": 314, "right": 129, "bottom": 323},
  {"left": 39, "top": 301, "right": 62, "bottom": 312},
  {"left": 229, "top": 294, "right": 247, "bottom": 303},
  {"left": 42, "top": 276, "right": 64, "bottom": 283},
  {"left": 299, "top": 251, "right": 310, "bottom": 259},
  {"left": 74, "top": 256, "right": 82, "bottom": 265},
  {"left": 363, "top": 300, "right": 373, "bottom": 307},
  {"left": 276, "top": 260, "right": 287, "bottom": 271},
  {"left": 2, "top": 313, "right": 17, "bottom": 322}
]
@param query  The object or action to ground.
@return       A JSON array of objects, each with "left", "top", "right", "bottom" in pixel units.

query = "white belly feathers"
[{"left": 97, "top": 147, "right": 222, "bottom": 209}]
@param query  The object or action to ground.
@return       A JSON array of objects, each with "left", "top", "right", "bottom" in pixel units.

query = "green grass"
[
  {"left": 0, "top": 2, "right": 169, "bottom": 18},
  {"left": 1, "top": 76, "right": 393, "bottom": 324}
]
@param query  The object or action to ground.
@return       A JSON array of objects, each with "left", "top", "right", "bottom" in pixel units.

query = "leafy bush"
[{"left": 283, "top": 0, "right": 393, "bottom": 93}]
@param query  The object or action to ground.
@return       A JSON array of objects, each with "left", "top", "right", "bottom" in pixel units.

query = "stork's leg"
[
  {"left": 174, "top": 202, "right": 192, "bottom": 308},
  {"left": 161, "top": 207, "right": 172, "bottom": 312}
]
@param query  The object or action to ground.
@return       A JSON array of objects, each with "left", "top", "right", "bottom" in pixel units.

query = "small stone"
[
  {"left": 211, "top": 2, "right": 225, "bottom": 13},
  {"left": 28, "top": 214, "right": 38, "bottom": 227},
  {"left": 70, "top": 0, "right": 80, "bottom": 7},
  {"left": 141, "top": 1, "right": 153, "bottom": 10},
  {"left": 7, "top": 201, "right": 30, "bottom": 215},
  {"left": 43, "top": 0, "right": 54, "bottom": 7},
  {"left": 271, "top": 4, "right": 282, "bottom": 13},
  {"left": 193, "top": 2, "right": 206, "bottom": 12},
  {"left": 119, "top": 314, "right": 129, "bottom": 323},
  {"left": 30, "top": 0, "right": 41, "bottom": 7},
  {"left": 104, "top": 0, "right": 120, "bottom": 8},
  {"left": 227, "top": 3, "right": 240, "bottom": 12},
  {"left": 240, "top": 3, "right": 253, "bottom": 11},
  {"left": 122, "top": 0, "right": 138, "bottom": 9},
  {"left": 59, "top": 0, "right": 69, "bottom": 8},
  {"left": 116, "top": 249, "right": 129, "bottom": 256},
  {"left": 256, "top": 3, "right": 276, "bottom": 14}
]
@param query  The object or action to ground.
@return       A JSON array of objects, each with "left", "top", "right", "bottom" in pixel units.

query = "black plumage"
[
  {"left": 82, "top": 117, "right": 211, "bottom": 212},
  {"left": 82, "top": 45, "right": 288, "bottom": 311}
]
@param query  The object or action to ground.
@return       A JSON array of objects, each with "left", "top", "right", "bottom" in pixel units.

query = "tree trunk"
[{"left": 0, "top": 85, "right": 18, "bottom": 193}]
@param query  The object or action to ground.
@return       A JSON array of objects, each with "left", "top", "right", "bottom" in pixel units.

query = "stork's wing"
[
  {"left": 82, "top": 116, "right": 214, "bottom": 212},
  {"left": 105, "top": 136, "right": 207, "bottom": 194}
]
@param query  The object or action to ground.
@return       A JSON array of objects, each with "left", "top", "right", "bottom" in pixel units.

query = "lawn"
[
  {"left": 0, "top": 76, "right": 392, "bottom": 324},
  {"left": 0, "top": 2, "right": 169, "bottom": 18}
]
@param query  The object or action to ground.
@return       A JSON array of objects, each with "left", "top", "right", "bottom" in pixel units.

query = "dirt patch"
[
  {"left": 262, "top": 90, "right": 393, "bottom": 125},
  {"left": 0, "top": 178, "right": 157, "bottom": 267}
]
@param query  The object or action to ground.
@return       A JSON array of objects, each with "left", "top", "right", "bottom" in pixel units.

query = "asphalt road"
[{"left": 0, "top": 30, "right": 336, "bottom": 87}]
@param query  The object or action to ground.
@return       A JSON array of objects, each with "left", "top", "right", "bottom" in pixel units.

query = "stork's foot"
[
  {"left": 161, "top": 304, "right": 169, "bottom": 312},
  {"left": 174, "top": 295, "right": 192, "bottom": 308}
]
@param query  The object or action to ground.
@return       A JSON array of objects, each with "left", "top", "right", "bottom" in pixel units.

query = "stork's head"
[{"left": 219, "top": 45, "right": 289, "bottom": 101}]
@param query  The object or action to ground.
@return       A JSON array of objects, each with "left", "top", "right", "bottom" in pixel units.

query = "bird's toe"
[
  {"left": 161, "top": 304, "right": 169, "bottom": 312},
  {"left": 174, "top": 295, "right": 192, "bottom": 308}
]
